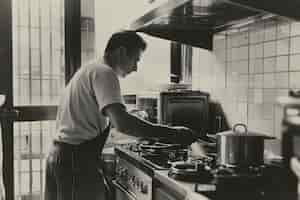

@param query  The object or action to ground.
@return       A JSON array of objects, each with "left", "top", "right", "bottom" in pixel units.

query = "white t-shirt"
[{"left": 55, "top": 61, "right": 124, "bottom": 144}]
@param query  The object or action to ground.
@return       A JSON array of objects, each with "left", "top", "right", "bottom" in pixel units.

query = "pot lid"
[{"left": 216, "top": 123, "right": 275, "bottom": 139}]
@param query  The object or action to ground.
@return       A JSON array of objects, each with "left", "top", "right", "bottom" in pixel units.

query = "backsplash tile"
[
  {"left": 290, "top": 54, "right": 300, "bottom": 71},
  {"left": 250, "top": 58, "right": 263, "bottom": 74},
  {"left": 276, "top": 56, "right": 289, "bottom": 72},
  {"left": 290, "top": 36, "right": 300, "bottom": 54},
  {"left": 277, "top": 23, "right": 290, "bottom": 39},
  {"left": 263, "top": 41, "right": 276, "bottom": 57},
  {"left": 263, "top": 73, "right": 275, "bottom": 88},
  {"left": 254, "top": 74, "right": 263, "bottom": 88},
  {"left": 263, "top": 89, "right": 276, "bottom": 104},
  {"left": 253, "top": 89, "right": 263, "bottom": 104},
  {"left": 276, "top": 38, "right": 290, "bottom": 55},
  {"left": 290, "top": 71, "right": 300, "bottom": 88},
  {"left": 264, "top": 22, "right": 277, "bottom": 41},
  {"left": 263, "top": 57, "right": 276, "bottom": 73},
  {"left": 275, "top": 72, "right": 289, "bottom": 88},
  {"left": 193, "top": 19, "right": 300, "bottom": 142},
  {"left": 291, "top": 22, "right": 300, "bottom": 36}
]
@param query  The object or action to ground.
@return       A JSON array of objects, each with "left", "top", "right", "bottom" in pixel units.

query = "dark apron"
[{"left": 53, "top": 123, "right": 112, "bottom": 199}]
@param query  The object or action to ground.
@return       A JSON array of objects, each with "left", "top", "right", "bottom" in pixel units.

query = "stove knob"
[
  {"left": 140, "top": 182, "right": 148, "bottom": 194},
  {"left": 120, "top": 168, "right": 128, "bottom": 180},
  {"left": 131, "top": 176, "right": 136, "bottom": 186},
  {"left": 135, "top": 178, "right": 141, "bottom": 190}
]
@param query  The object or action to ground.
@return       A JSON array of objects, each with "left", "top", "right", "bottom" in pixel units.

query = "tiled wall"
[{"left": 192, "top": 19, "right": 300, "bottom": 153}]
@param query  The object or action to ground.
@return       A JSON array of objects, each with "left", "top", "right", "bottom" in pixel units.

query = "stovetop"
[
  {"left": 119, "top": 140, "right": 192, "bottom": 170},
  {"left": 115, "top": 141, "right": 288, "bottom": 200}
]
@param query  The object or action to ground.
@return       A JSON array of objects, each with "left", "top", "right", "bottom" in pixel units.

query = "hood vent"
[{"left": 129, "top": 0, "right": 300, "bottom": 49}]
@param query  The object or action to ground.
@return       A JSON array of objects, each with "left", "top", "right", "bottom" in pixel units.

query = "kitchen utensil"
[{"left": 216, "top": 123, "right": 275, "bottom": 167}]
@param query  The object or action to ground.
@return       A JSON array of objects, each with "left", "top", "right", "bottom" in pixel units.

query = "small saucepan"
[{"left": 216, "top": 123, "right": 275, "bottom": 167}]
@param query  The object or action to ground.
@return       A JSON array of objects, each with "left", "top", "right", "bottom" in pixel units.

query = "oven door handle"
[{"left": 112, "top": 180, "right": 137, "bottom": 200}]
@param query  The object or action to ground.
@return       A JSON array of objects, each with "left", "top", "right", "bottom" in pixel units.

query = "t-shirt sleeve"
[{"left": 91, "top": 68, "right": 124, "bottom": 114}]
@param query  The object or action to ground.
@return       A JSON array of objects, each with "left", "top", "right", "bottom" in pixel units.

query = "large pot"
[{"left": 217, "top": 123, "right": 274, "bottom": 167}]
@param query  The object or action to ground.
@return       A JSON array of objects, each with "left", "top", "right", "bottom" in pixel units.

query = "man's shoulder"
[{"left": 85, "top": 61, "right": 114, "bottom": 75}]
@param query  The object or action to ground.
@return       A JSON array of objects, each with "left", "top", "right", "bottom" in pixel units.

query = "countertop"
[{"left": 154, "top": 170, "right": 211, "bottom": 200}]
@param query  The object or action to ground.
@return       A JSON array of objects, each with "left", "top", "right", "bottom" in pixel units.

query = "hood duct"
[{"left": 129, "top": 0, "right": 300, "bottom": 49}]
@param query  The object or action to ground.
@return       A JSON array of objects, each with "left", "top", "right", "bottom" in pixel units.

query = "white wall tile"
[
  {"left": 253, "top": 104, "right": 264, "bottom": 120},
  {"left": 250, "top": 27, "right": 265, "bottom": 44},
  {"left": 249, "top": 75, "right": 254, "bottom": 88},
  {"left": 254, "top": 74, "right": 263, "bottom": 88},
  {"left": 227, "top": 49, "right": 232, "bottom": 62},
  {"left": 214, "top": 37, "right": 226, "bottom": 50},
  {"left": 238, "top": 75, "right": 249, "bottom": 88},
  {"left": 263, "top": 89, "right": 276, "bottom": 103},
  {"left": 239, "top": 32, "right": 249, "bottom": 46},
  {"left": 263, "top": 73, "right": 275, "bottom": 88},
  {"left": 215, "top": 49, "right": 226, "bottom": 63},
  {"left": 276, "top": 38, "right": 289, "bottom": 55},
  {"left": 262, "top": 104, "right": 274, "bottom": 120},
  {"left": 276, "top": 89, "right": 289, "bottom": 98},
  {"left": 248, "top": 104, "right": 255, "bottom": 120},
  {"left": 264, "top": 24, "right": 276, "bottom": 41},
  {"left": 276, "top": 56, "right": 288, "bottom": 72},
  {"left": 233, "top": 46, "right": 248, "bottom": 60},
  {"left": 291, "top": 22, "right": 300, "bottom": 36},
  {"left": 251, "top": 59, "right": 264, "bottom": 74},
  {"left": 290, "top": 54, "right": 300, "bottom": 71},
  {"left": 263, "top": 57, "right": 276, "bottom": 73},
  {"left": 237, "top": 60, "right": 249, "bottom": 74},
  {"left": 291, "top": 36, "right": 300, "bottom": 54},
  {"left": 290, "top": 72, "right": 300, "bottom": 88},
  {"left": 257, "top": 119, "right": 274, "bottom": 135},
  {"left": 237, "top": 103, "right": 248, "bottom": 122},
  {"left": 277, "top": 23, "right": 290, "bottom": 39},
  {"left": 264, "top": 41, "right": 276, "bottom": 57},
  {"left": 275, "top": 72, "right": 289, "bottom": 88},
  {"left": 231, "top": 34, "right": 240, "bottom": 47},
  {"left": 250, "top": 44, "right": 263, "bottom": 58},
  {"left": 254, "top": 89, "right": 263, "bottom": 104},
  {"left": 195, "top": 20, "right": 300, "bottom": 152},
  {"left": 248, "top": 89, "right": 254, "bottom": 103},
  {"left": 227, "top": 36, "right": 233, "bottom": 49}
]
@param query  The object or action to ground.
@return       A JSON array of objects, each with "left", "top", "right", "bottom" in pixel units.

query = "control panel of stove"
[{"left": 115, "top": 157, "right": 152, "bottom": 200}]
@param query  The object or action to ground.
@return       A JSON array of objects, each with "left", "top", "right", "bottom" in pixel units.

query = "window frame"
[{"left": 0, "top": 0, "right": 81, "bottom": 199}]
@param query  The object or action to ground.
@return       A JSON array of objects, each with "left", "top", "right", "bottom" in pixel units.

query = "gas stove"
[{"left": 115, "top": 141, "right": 287, "bottom": 200}]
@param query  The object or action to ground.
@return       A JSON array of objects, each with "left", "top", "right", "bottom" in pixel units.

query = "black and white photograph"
[{"left": 1, "top": 0, "right": 300, "bottom": 200}]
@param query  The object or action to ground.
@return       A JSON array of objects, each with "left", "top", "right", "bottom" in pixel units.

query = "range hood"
[{"left": 129, "top": 0, "right": 300, "bottom": 50}]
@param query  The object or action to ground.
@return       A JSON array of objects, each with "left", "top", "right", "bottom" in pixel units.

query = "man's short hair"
[{"left": 104, "top": 31, "right": 147, "bottom": 56}]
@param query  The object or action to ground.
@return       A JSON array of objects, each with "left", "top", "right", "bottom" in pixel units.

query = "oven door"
[{"left": 112, "top": 180, "right": 137, "bottom": 200}]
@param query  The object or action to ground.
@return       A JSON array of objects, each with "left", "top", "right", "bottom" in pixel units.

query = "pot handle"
[{"left": 233, "top": 123, "right": 248, "bottom": 134}]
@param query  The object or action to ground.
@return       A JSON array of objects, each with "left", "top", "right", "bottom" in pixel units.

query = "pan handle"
[{"left": 233, "top": 123, "right": 248, "bottom": 134}]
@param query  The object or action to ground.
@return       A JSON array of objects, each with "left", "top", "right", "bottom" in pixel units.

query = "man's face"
[{"left": 119, "top": 49, "right": 142, "bottom": 78}]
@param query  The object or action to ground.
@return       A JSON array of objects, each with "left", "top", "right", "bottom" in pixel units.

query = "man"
[{"left": 44, "top": 30, "right": 198, "bottom": 200}]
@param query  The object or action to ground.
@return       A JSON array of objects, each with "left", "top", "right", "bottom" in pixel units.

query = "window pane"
[
  {"left": 13, "top": 0, "right": 65, "bottom": 106},
  {"left": 14, "top": 121, "right": 55, "bottom": 200},
  {"left": 30, "top": 0, "right": 39, "bottom": 27}
]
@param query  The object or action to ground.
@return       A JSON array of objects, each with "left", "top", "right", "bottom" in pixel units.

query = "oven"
[
  {"left": 114, "top": 156, "right": 152, "bottom": 200},
  {"left": 113, "top": 180, "right": 137, "bottom": 200}
]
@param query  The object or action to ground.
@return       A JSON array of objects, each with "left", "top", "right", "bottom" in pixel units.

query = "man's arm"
[{"left": 103, "top": 103, "right": 197, "bottom": 144}]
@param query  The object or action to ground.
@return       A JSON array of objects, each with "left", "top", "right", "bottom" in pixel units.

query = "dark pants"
[{"left": 44, "top": 140, "right": 107, "bottom": 200}]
